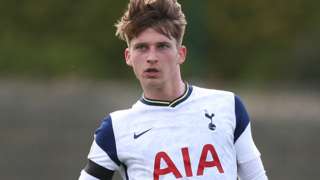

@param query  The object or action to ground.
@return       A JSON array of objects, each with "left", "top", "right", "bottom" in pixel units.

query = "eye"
[
  {"left": 134, "top": 44, "right": 148, "bottom": 51},
  {"left": 157, "top": 43, "right": 171, "bottom": 49}
]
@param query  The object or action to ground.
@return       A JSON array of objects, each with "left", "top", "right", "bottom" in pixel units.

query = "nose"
[
  {"left": 146, "top": 48, "right": 158, "bottom": 64},
  {"left": 147, "top": 59, "right": 158, "bottom": 64}
]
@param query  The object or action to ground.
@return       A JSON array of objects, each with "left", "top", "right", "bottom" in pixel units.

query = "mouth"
[
  {"left": 144, "top": 68, "right": 159, "bottom": 73},
  {"left": 143, "top": 68, "right": 160, "bottom": 78}
]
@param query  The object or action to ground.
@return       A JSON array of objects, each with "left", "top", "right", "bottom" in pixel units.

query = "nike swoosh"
[{"left": 134, "top": 128, "right": 152, "bottom": 139}]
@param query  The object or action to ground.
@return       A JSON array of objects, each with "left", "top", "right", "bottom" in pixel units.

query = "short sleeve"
[
  {"left": 234, "top": 96, "right": 260, "bottom": 163},
  {"left": 88, "top": 116, "right": 121, "bottom": 171}
]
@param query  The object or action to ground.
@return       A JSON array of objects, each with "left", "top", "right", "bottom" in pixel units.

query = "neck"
[{"left": 142, "top": 80, "right": 186, "bottom": 102}]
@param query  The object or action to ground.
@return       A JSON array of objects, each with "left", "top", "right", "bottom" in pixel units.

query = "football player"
[{"left": 79, "top": 0, "right": 268, "bottom": 179}]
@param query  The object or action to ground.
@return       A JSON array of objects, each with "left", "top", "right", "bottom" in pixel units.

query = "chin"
[{"left": 140, "top": 78, "right": 164, "bottom": 89}]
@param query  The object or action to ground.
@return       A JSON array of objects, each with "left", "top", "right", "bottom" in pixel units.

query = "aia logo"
[
  {"left": 204, "top": 110, "right": 216, "bottom": 131},
  {"left": 153, "top": 144, "right": 224, "bottom": 180}
]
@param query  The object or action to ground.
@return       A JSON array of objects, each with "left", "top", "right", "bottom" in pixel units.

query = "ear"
[
  {"left": 177, "top": 45, "right": 187, "bottom": 64},
  {"left": 124, "top": 48, "right": 132, "bottom": 66}
]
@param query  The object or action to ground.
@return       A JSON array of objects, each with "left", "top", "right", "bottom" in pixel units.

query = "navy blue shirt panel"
[
  {"left": 234, "top": 96, "right": 250, "bottom": 143},
  {"left": 95, "top": 116, "right": 121, "bottom": 166}
]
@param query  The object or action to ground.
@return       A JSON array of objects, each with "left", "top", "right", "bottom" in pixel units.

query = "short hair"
[{"left": 115, "top": 0, "right": 187, "bottom": 45}]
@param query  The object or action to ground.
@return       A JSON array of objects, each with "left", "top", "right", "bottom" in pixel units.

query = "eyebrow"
[
  {"left": 132, "top": 41, "right": 171, "bottom": 47},
  {"left": 156, "top": 41, "right": 171, "bottom": 45},
  {"left": 133, "top": 42, "right": 148, "bottom": 47}
]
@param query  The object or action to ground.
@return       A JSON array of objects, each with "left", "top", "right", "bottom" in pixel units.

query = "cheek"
[
  {"left": 130, "top": 64, "right": 140, "bottom": 79},
  {"left": 131, "top": 58, "right": 144, "bottom": 74},
  {"left": 165, "top": 53, "right": 180, "bottom": 67}
]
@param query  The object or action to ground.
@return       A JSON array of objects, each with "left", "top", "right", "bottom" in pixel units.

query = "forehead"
[{"left": 130, "top": 28, "right": 176, "bottom": 46}]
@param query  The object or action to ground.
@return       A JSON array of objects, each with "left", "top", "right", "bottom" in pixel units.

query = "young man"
[{"left": 79, "top": 0, "right": 268, "bottom": 179}]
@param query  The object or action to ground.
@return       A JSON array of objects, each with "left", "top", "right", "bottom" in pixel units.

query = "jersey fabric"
[{"left": 81, "top": 84, "right": 261, "bottom": 179}]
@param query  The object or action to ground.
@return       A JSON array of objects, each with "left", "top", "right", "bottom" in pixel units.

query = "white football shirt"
[{"left": 80, "top": 84, "right": 261, "bottom": 180}]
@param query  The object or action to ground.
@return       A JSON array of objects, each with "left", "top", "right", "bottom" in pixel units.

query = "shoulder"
[
  {"left": 94, "top": 106, "right": 137, "bottom": 137},
  {"left": 191, "top": 85, "right": 249, "bottom": 103},
  {"left": 110, "top": 108, "right": 134, "bottom": 121},
  {"left": 97, "top": 106, "right": 145, "bottom": 137},
  {"left": 108, "top": 104, "right": 146, "bottom": 124},
  {"left": 191, "top": 85, "right": 235, "bottom": 102},
  {"left": 192, "top": 85, "right": 234, "bottom": 96},
  {"left": 191, "top": 85, "right": 251, "bottom": 113}
]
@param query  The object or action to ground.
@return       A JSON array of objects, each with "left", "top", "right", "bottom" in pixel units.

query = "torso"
[{"left": 111, "top": 86, "right": 238, "bottom": 179}]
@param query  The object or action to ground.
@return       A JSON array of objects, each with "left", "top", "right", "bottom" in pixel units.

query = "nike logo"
[{"left": 134, "top": 128, "right": 152, "bottom": 139}]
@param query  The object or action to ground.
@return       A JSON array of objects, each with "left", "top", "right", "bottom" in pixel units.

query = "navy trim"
[
  {"left": 84, "top": 159, "right": 114, "bottom": 180},
  {"left": 234, "top": 96, "right": 250, "bottom": 143},
  {"left": 140, "top": 83, "right": 193, "bottom": 107},
  {"left": 140, "top": 97, "right": 169, "bottom": 106},
  {"left": 170, "top": 85, "right": 193, "bottom": 107},
  {"left": 95, "top": 116, "right": 121, "bottom": 166}
]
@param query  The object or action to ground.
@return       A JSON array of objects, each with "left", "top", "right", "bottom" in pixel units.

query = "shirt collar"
[{"left": 139, "top": 83, "right": 193, "bottom": 108}]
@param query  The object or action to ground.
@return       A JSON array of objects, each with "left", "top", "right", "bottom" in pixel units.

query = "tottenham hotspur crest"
[{"left": 204, "top": 110, "right": 216, "bottom": 131}]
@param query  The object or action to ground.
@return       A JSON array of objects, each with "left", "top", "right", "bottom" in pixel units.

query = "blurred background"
[{"left": 0, "top": 0, "right": 319, "bottom": 179}]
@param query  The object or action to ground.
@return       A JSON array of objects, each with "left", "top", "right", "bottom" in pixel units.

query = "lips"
[
  {"left": 145, "top": 68, "right": 159, "bottom": 73},
  {"left": 143, "top": 68, "right": 160, "bottom": 78}
]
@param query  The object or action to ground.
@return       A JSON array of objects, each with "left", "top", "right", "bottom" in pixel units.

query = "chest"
[{"left": 114, "top": 106, "right": 237, "bottom": 179}]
